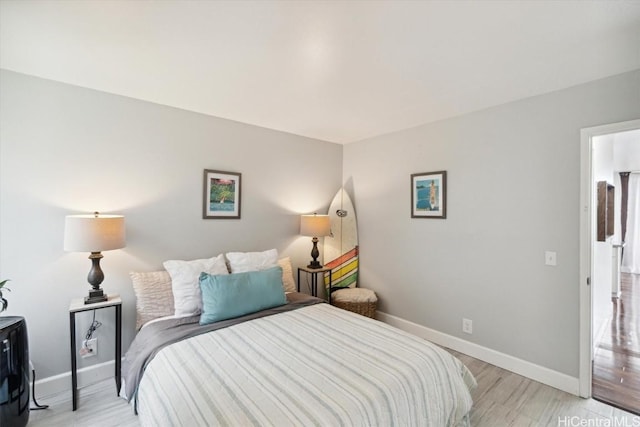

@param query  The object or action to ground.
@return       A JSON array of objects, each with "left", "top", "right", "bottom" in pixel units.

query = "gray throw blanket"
[{"left": 122, "top": 292, "right": 324, "bottom": 410}]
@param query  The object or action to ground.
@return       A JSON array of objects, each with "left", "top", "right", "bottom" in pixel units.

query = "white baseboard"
[
  {"left": 376, "top": 311, "right": 580, "bottom": 396},
  {"left": 33, "top": 360, "right": 117, "bottom": 398}
]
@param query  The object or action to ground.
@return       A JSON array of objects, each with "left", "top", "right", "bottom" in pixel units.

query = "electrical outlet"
[
  {"left": 545, "top": 251, "right": 557, "bottom": 266},
  {"left": 462, "top": 318, "right": 473, "bottom": 334},
  {"left": 80, "top": 338, "right": 97, "bottom": 358}
]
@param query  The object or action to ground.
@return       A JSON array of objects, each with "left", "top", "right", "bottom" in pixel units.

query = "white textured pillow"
[
  {"left": 163, "top": 254, "right": 229, "bottom": 317},
  {"left": 226, "top": 248, "right": 278, "bottom": 273},
  {"left": 130, "top": 270, "right": 174, "bottom": 330},
  {"left": 278, "top": 257, "right": 296, "bottom": 293}
]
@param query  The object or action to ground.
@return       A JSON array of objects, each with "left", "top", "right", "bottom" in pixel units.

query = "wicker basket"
[{"left": 331, "top": 288, "right": 377, "bottom": 318}]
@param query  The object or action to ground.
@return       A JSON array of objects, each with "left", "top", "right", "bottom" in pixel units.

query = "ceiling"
[{"left": 1, "top": 1, "right": 639, "bottom": 144}]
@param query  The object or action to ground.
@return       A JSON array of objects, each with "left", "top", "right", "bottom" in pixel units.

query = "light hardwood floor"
[
  {"left": 449, "top": 349, "right": 638, "bottom": 426},
  {"left": 28, "top": 349, "right": 639, "bottom": 427}
]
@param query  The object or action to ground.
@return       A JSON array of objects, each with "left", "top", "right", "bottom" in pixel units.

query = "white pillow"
[
  {"left": 226, "top": 248, "right": 278, "bottom": 273},
  {"left": 163, "top": 254, "right": 229, "bottom": 317},
  {"left": 278, "top": 257, "right": 296, "bottom": 293}
]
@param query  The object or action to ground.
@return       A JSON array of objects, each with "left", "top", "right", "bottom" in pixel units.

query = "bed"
[{"left": 122, "top": 252, "right": 476, "bottom": 426}]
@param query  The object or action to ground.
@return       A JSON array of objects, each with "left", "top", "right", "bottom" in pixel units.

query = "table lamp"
[
  {"left": 64, "top": 212, "right": 126, "bottom": 304},
  {"left": 300, "top": 214, "right": 331, "bottom": 269}
]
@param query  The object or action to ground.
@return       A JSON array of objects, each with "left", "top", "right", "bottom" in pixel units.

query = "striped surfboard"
[{"left": 323, "top": 189, "right": 358, "bottom": 291}]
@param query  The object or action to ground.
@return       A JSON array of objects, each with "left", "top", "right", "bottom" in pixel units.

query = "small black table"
[
  {"left": 68, "top": 294, "right": 122, "bottom": 411},
  {"left": 297, "top": 266, "right": 333, "bottom": 302}
]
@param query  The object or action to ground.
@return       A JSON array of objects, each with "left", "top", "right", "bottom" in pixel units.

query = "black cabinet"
[{"left": 0, "top": 316, "right": 29, "bottom": 427}]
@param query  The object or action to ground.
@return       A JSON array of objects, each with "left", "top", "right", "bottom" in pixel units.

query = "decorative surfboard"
[{"left": 324, "top": 188, "right": 358, "bottom": 291}]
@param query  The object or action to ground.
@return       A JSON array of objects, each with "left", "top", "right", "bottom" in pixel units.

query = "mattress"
[{"left": 125, "top": 296, "right": 476, "bottom": 426}]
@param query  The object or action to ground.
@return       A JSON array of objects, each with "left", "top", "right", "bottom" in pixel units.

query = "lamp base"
[
  {"left": 307, "top": 236, "right": 323, "bottom": 269},
  {"left": 84, "top": 289, "right": 108, "bottom": 305},
  {"left": 307, "top": 261, "right": 323, "bottom": 269}
]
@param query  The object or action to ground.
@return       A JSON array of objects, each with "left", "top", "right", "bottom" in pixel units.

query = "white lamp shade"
[
  {"left": 300, "top": 214, "right": 331, "bottom": 237},
  {"left": 64, "top": 214, "right": 126, "bottom": 252}
]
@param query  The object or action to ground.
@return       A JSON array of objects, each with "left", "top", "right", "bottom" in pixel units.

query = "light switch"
[{"left": 545, "top": 251, "right": 557, "bottom": 266}]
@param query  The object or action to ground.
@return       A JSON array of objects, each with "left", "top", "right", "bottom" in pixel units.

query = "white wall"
[
  {"left": 0, "top": 70, "right": 343, "bottom": 380},
  {"left": 614, "top": 129, "right": 640, "bottom": 172},
  {"left": 343, "top": 69, "right": 640, "bottom": 378},
  {"left": 591, "top": 134, "right": 614, "bottom": 345},
  {"left": 614, "top": 130, "right": 640, "bottom": 275},
  {"left": 593, "top": 130, "right": 640, "bottom": 305}
]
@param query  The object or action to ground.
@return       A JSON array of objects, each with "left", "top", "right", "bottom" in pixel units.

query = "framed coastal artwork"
[
  {"left": 411, "top": 171, "right": 447, "bottom": 219},
  {"left": 203, "top": 170, "right": 241, "bottom": 219}
]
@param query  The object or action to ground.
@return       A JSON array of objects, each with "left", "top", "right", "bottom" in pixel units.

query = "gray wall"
[
  {"left": 0, "top": 70, "right": 343, "bottom": 378},
  {"left": 2, "top": 67, "right": 638, "bottom": 383},
  {"left": 343, "top": 70, "right": 640, "bottom": 377}
]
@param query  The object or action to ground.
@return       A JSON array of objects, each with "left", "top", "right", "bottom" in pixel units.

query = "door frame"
[{"left": 579, "top": 118, "right": 640, "bottom": 397}]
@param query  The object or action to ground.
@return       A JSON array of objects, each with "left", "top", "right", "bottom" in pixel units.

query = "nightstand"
[
  {"left": 69, "top": 294, "right": 122, "bottom": 411},
  {"left": 297, "top": 266, "right": 332, "bottom": 301}
]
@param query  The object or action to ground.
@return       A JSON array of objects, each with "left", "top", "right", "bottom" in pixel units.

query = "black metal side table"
[
  {"left": 68, "top": 294, "right": 122, "bottom": 411},
  {"left": 297, "top": 266, "right": 332, "bottom": 301}
]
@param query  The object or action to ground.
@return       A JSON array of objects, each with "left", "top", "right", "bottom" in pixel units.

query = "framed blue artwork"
[{"left": 411, "top": 171, "right": 447, "bottom": 219}]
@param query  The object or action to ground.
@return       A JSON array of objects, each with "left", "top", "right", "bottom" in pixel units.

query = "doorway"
[{"left": 579, "top": 120, "right": 640, "bottom": 414}]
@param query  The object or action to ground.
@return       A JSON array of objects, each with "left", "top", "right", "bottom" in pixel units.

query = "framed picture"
[
  {"left": 411, "top": 171, "right": 447, "bottom": 218},
  {"left": 203, "top": 170, "right": 241, "bottom": 219}
]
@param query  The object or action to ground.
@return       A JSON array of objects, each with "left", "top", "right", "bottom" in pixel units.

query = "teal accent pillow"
[{"left": 199, "top": 266, "right": 287, "bottom": 325}]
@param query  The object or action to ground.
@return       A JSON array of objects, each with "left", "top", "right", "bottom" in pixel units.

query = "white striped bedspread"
[{"left": 137, "top": 303, "right": 477, "bottom": 427}]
